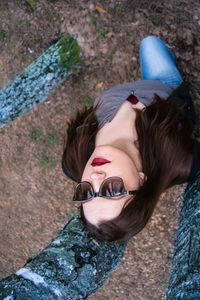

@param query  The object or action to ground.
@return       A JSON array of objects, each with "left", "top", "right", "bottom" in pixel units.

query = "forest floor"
[{"left": 0, "top": 1, "right": 199, "bottom": 299}]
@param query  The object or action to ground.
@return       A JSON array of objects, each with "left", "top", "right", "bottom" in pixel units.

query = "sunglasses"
[{"left": 73, "top": 176, "right": 138, "bottom": 202}]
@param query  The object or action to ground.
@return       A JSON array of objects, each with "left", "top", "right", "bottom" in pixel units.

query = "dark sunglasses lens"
[
  {"left": 74, "top": 182, "right": 94, "bottom": 201},
  {"left": 101, "top": 178, "right": 125, "bottom": 197}
]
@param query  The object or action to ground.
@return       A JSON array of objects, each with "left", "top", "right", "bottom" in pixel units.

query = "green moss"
[
  {"left": 43, "top": 66, "right": 53, "bottom": 74},
  {"left": 58, "top": 35, "right": 81, "bottom": 70},
  {"left": 82, "top": 97, "right": 93, "bottom": 107},
  {"left": 31, "top": 129, "right": 41, "bottom": 141},
  {"left": 97, "top": 29, "right": 107, "bottom": 40},
  {"left": 25, "top": 0, "right": 38, "bottom": 8},
  {"left": 114, "top": 5, "right": 125, "bottom": 17},
  {"left": 0, "top": 74, "right": 5, "bottom": 87},
  {"left": 46, "top": 12, "right": 55, "bottom": 22},
  {"left": 22, "top": 20, "right": 32, "bottom": 29},
  {"left": 38, "top": 153, "right": 50, "bottom": 166},
  {"left": 90, "top": 16, "right": 97, "bottom": 25},
  {"left": 67, "top": 208, "right": 77, "bottom": 218},
  {"left": 46, "top": 132, "right": 57, "bottom": 145},
  {"left": 0, "top": 157, "right": 3, "bottom": 169},
  {"left": 0, "top": 31, "right": 5, "bottom": 42},
  {"left": 151, "top": 15, "right": 162, "bottom": 26},
  {"left": 130, "top": 31, "right": 136, "bottom": 40}
]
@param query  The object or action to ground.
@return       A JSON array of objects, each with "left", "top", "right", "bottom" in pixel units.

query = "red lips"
[{"left": 91, "top": 157, "right": 111, "bottom": 166}]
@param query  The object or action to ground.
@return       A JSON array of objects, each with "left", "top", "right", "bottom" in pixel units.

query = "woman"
[{"left": 62, "top": 36, "right": 199, "bottom": 241}]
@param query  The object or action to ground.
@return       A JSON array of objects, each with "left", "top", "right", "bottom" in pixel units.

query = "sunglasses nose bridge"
[{"left": 90, "top": 171, "right": 107, "bottom": 192}]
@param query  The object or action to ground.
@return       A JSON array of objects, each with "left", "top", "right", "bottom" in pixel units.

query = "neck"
[{"left": 95, "top": 102, "right": 143, "bottom": 172}]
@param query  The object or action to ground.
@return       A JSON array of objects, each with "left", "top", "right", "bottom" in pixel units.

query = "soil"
[{"left": 0, "top": 0, "right": 199, "bottom": 299}]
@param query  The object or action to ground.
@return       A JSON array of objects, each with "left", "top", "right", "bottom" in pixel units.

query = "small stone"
[
  {"left": 163, "top": 30, "right": 168, "bottom": 36},
  {"left": 96, "top": 82, "right": 106, "bottom": 91},
  {"left": 100, "top": 43, "right": 109, "bottom": 55},
  {"left": 28, "top": 48, "right": 34, "bottom": 54},
  {"left": 89, "top": 4, "right": 95, "bottom": 11},
  {"left": 131, "top": 56, "right": 137, "bottom": 63},
  {"left": 193, "top": 15, "right": 199, "bottom": 21},
  {"left": 129, "top": 21, "right": 139, "bottom": 27},
  {"left": 107, "top": 32, "right": 114, "bottom": 38}
]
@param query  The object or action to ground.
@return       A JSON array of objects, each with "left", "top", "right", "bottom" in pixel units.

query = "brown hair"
[{"left": 62, "top": 95, "right": 195, "bottom": 241}]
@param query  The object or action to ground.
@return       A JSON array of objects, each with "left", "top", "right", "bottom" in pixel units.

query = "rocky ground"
[{"left": 0, "top": 0, "right": 199, "bottom": 299}]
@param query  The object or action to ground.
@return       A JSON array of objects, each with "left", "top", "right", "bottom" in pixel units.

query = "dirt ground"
[{"left": 0, "top": 0, "right": 199, "bottom": 299}]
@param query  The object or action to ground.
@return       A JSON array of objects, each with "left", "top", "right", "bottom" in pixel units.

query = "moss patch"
[
  {"left": 82, "top": 97, "right": 93, "bottom": 107},
  {"left": 58, "top": 35, "right": 81, "bottom": 70},
  {"left": 97, "top": 29, "right": 107, "bottom": 40},
  {"left": 31, "top": 129, "right": 41, "bottom": 142},
  {"left": 25, "top": 0, "right": 38, "bottom": 8},
  {"left": 0, "top": 31, "right": 5, "bottom": 42},
  {"left": 38, "top": 153, "right": 50, "bottom": 167},
  {"left": 45, "top": 132, "right": 57, "bottom": 145},
  {"left": 151, "top": 15, "right": 162, "bottom": 26}
]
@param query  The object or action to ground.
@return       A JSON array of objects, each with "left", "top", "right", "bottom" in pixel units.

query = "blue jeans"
[{"left": 139, "top": 36, "right": 183, "bottom": 86}]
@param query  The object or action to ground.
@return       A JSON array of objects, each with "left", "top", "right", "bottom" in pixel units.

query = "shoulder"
[{"left": 94, "top": 80, "right": 174, "bottom": 107}]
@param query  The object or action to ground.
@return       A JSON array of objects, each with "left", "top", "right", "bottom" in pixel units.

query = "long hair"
[
  {"left": 62, "top": 95, "right": 195, "bottom": 241},
  {"left": 62, "top": 106, "right": 98, "bottom": 182}
]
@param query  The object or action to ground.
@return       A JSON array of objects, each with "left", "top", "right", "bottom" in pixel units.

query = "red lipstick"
[{"left": 91, "top": 157, "right": 111, "bottom": 166}]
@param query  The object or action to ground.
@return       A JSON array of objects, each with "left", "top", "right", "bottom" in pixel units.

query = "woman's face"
[{"left": 80, "top": 145, "right": 144, "bottom": 225}]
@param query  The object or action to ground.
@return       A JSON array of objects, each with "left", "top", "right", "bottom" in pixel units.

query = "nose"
[
  {"left": 90, "top": 170, "right": 106, "bottom": 192},
  {"left": 90, "top": 170, "right": 106, "bottom": 180}
]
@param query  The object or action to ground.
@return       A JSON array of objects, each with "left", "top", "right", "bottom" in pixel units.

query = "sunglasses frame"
[{"left": 73, "top": 176, "right": 138, "bottom": 202}]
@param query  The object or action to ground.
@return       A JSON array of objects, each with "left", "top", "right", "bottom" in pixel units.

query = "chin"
[{"left": 82, "top": 203, "right": 121, "bottom": 225}]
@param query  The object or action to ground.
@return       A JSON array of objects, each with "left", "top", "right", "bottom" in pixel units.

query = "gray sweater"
[{"left": 94, "top": 80, "right": 174, "bottom": 129}]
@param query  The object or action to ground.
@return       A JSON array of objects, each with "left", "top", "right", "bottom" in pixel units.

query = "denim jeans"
[{"left": 140, "top": 36, "right": 183, "bottom": 87}]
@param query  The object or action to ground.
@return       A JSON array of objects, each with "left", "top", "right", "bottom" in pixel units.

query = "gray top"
[{"left": 94, "top": 80, "right": 175, "bottom": 129}]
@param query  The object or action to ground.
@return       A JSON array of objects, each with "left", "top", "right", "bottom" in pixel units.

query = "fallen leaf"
[
  {"left": 96, "top": 82, "right": 106, "bottom": 90},
  {"left": 94, "top": 5, "right": 108, "bottom": 14}
]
